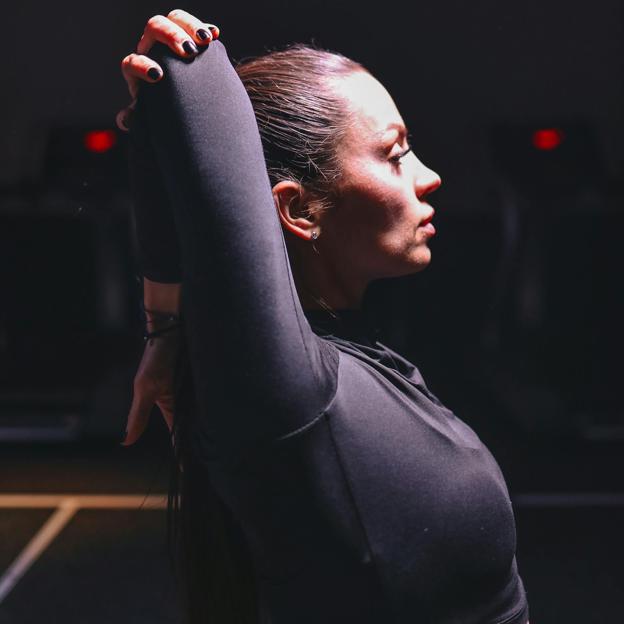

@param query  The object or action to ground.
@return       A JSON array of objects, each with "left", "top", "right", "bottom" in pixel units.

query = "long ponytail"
[{"left": 167, "top": 331, "right": 258, "bottom": 624}]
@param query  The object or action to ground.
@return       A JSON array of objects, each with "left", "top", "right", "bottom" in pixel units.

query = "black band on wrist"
[{"left": 143, "top": 323, "right": 182, "bottom": 341}]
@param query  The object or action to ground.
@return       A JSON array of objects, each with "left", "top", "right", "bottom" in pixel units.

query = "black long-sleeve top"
[{"left": 128, "top": 40, "right": 529, "bottom": 624}]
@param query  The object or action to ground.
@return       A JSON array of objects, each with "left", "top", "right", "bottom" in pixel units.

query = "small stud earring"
[{"left": 311, "top": 231, "right": 318, "bottom": 240}]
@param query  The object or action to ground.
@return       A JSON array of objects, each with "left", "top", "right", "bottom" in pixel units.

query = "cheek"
[
  {"left": 357, "top": 185, "right": 417, "bottom": 254},
  {"left": 335, "top": 194, "right": 418, "bottom": 273},
  {"left": 337, "top": 192, "right": 398, "bottom": 254},
  {"left": 339, "top": 169, "right": 411, "bottom": 236},
  {"left": 329, "top": 163, "right": 423, "bottom": 271}
]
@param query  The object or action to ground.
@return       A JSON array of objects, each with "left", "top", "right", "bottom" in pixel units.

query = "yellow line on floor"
[
  {"left": 0, "top": 494, "right": 170, "bottom": 604},
  {"left": 0, "top": 499, "right": 79, "bottom": 603},
  {"left": 0, "top": 494, "right": 168, "bottom": 509}
]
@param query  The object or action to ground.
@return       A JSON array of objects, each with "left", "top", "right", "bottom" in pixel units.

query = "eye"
[{"left": 389, "top": 144, "right": 413, "bottom": 165}]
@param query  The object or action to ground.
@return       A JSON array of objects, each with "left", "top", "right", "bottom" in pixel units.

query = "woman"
[{"left": 119, "top": 9, "right": 530, "bottom": 624}]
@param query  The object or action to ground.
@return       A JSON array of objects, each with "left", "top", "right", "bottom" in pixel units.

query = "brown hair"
[
  {"left": 168, "top": 44, "right": 366, "bottom": 624},
  {"left": 237, "top": 43, "right": 366, "bottom": 214}
]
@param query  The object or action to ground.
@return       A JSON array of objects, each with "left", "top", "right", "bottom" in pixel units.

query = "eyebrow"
[{"left": 379, "top": 122, "right": 408, "bottom": 139}]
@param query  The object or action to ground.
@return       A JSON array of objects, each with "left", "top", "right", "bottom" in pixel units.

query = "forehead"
[{"left": 332, "top": 71, "right": 406, "bottom": 143}]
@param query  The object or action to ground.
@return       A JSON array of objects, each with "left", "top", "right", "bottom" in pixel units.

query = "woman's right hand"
[
  {"left": 116, "top": 9, "right": 220, "bottom": 132},
  {"left": 122, "top": 281, "right": 183, "bottom": 447},
  {"left": 122, "top": 325, "right": 181, "bottom": 446}
]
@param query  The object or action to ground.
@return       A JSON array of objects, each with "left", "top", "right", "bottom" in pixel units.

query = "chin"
[
  {"left": 410, "top": 261, "right": 430, "bottom": 275},
  {"left": 389, "top": 255, "right": 431, "bottom": 279},
  {"left": 408, "top": 246, "right": 432, "bottom": 272},
  {"left": 376, "top": 245, "right": 432, "bottom": 279}
]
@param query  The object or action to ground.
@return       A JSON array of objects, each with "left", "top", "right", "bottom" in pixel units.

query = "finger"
[
  {"left": 136, "top": 14, "right": 200, "bottom": 58},
  {"left": 121, "top": 389, "right": 154, "bottom": 446},
  {"left": 115, "top": 101, "right": 135, "bottom": 133},
  {"left": 156, "top": 397, "right": 174, "bottom": 433},
  {"left": 166, "top": 9, "right": 218, "bottom": 46},
  {"left": 121, "top": 52, "right": 162, "bottom": 101},
  {"left": 162, "top": 408, "right": 174, "bottom": 434},
  {"left": 120, "top": 56, "right": 140, "bottom": 101},
  {"left": 163, "top": 408, "right": 176, "bottom": 449},
  {"left": 121, "top": 53, "right": 163, "bottom": 95},
  {"left": 206, "top": 24, "right": 220, "bottom": 40}
]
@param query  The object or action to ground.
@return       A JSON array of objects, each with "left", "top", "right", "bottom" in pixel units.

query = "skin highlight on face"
[
  {"left": 321, "top": 74, "right": 441, "bottom": 264},
  {"left": 276, "top": 71, "right": 442, "bottom": 310}
]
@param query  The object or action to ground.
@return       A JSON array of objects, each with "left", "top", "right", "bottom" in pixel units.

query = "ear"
[{"left": 272, "top": 180, "right": 319, "bottom": 241}]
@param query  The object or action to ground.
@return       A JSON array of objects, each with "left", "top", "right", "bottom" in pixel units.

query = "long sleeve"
[
  {"left": 128, "top": 107, "right": 182, "bottom": 283},
  {"left": 129, "top": 41, "right": 338, "bottom": 459}
]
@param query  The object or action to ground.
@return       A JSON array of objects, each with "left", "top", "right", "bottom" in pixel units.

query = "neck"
[{"left": 289, "top": 240, "right": 369, "bottom": 312}]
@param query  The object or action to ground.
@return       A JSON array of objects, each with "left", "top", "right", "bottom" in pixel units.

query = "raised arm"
[{"left": 130, "top": 39, "right": 337, "bottom": 456}]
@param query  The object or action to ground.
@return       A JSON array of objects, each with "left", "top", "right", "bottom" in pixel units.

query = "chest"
[{"left": 326, "top": 350, "right": 518, "bottom": 597}]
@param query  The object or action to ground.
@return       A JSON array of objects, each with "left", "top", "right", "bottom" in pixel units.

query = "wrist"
[
  {"left": 143, "top": 278, "right": 182, "bottom": 319},
  {"left": 144, "top": 322, "right": 182, "bottom": 342}
]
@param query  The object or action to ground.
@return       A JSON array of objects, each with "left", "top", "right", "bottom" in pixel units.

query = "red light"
[
  {"left": 532, "top": 128, "right": 564, "bottom": 151},
  {"left": 84, "top": 130, "right": 117, "bottom": 153}
]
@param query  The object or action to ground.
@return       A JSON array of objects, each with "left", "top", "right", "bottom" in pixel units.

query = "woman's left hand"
[{"left": 116, "top": 9, "right": 220, "bottom": 132}]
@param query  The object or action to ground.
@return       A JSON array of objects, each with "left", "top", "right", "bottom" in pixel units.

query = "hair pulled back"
[
  {"left": 167, "top": 44, "right": 366, "bottom": 624},
  {"left": 237, "top": 43, "right": 366, "bottom": 212}
]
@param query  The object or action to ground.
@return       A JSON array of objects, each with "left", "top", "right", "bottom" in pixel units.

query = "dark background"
[{"left": 0, "top": 0, "right": 622, "bottom": 622}]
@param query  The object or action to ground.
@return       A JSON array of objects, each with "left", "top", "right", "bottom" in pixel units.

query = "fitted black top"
[{"left": 128, "top": 40, "right": 529, "bottom": 624}]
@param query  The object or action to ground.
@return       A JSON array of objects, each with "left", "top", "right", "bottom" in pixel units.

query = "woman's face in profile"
[{"left": 321, "top": 71, "right": 442, "bottom": 282}]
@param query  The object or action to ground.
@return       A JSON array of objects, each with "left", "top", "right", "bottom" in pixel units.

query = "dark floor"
[{"left": 0, "top": 419, "right": 622, "bottom": 624}]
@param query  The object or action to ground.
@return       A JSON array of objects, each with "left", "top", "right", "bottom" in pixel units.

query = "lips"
[
  {"left": 419, "top": 208, "right": 435, "bottom": 228},
  {"left": 417, "top": 208, "right": 436, "bottom": 237}
]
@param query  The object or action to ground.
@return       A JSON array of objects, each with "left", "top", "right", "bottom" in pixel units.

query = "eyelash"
[{"left": 390, "top": 144, "right": 413, "bottom": 165}]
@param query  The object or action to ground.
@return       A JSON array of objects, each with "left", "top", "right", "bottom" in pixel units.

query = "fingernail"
[
  {"left": 120, "top": 430, "right": 128, "bottom": 445},
  {"left": 147, "top": 67, "right": 162, "bottom": 80},
  {"left": 182, "top": 40, "right": 199, "bottom": 55},
  {"left": 121, "top": 113, "right": 132, "bottom": 131},
  {"left": 208, "top": 26, "right": 219, "bottom": 39},
  {"left": 196, "top": 28, "right": 210, "bottom": 41}
]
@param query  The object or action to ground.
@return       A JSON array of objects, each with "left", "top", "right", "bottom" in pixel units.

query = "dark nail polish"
[
  {"left": 197, "top": 28, "right": 210, "bottom": 41},
  {"left": 182, "top": 40, "right": 199, "bottom": 55},
  {"left": 208, "top": 26, "right": 219, "bottom": 38},
  {"left": 147, "top": 67, "right": 162, "bottom": 80}
]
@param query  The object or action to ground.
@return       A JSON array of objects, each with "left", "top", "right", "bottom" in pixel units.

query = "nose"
[{"left": 415, "top": 164, "right": 442, "bottom": 200}]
